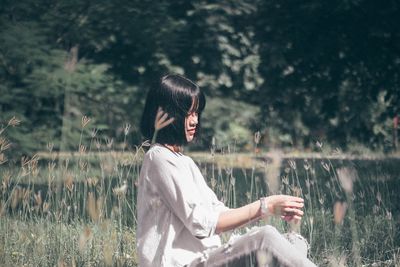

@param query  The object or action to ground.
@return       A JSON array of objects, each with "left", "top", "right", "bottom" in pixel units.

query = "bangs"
[
  {"left": 185, "top": 90, "right": 206, "bottom": 114},
  {"left": 192, "top": 91, "right": 206, "bottom": 113},
  {"left": 162, "top": 74, "right": 205, "bottom": 116}
]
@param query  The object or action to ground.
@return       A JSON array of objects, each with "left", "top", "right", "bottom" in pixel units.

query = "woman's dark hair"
[{"left": 140, "top": 74, "right": 206, "bottom": 146}]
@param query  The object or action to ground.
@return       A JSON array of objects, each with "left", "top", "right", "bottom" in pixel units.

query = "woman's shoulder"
[{"left": 144, "top": 144, "right": 182, "bottom": 163}]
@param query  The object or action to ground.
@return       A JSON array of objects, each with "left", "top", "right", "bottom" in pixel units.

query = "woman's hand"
[
  {"left": 155, "top": 107, "right": 174, "bottom": 131},
  {"left": 264, "top": 195, "right": 304, "bottom": 222},
  {"left": 152, "top": 107, "right": 175, "bottom": 144}
]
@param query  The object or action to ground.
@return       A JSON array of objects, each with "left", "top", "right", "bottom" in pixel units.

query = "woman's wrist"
[{"left": 260, "top": 197, "right": 271, "bottom": 218}]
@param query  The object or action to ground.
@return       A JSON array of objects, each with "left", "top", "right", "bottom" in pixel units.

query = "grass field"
[{"left": 0, "top": 123, "right": 399, "bottom": 266}]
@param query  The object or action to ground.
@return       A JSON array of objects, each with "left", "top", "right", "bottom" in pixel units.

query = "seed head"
[
  {"left": 91, "top": 128, "right": 98, "bottom": 138},
  {"left": 47, "top": 142, "right": 54, "bottom": 152},
  {"left": 81, "top": 116, "right": 91, "bottom": 128},
  {"left": 7, "top": 116, "right": 21, "bottom": 127},
  {"left": 0, "top": 138, "right": 11, "bottom": 152},
  {"left": 254, "top": 131, "right": 261, "bottom": 145},
  {"left": 124, "top": 123, "right": 131, "bottom": 136}
]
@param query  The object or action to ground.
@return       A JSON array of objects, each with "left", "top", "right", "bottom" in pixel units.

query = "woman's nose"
[{"left": 190, "top": 113, "right": 198, "bottom": 125}]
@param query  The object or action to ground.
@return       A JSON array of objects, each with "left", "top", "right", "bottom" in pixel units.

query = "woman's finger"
[
  {"left": 159, "top": 117, "right": 175, "bottom": 129},
  {"left": 284, "top": 201, "right": 304, "bottom": 209},
  {"left": 155, "top": 109, "right": 174, "bottom": 130},
  {"left": 286, "top": 196, "right": 304, "bottom": 203},
  {"left": 155, "top": 107, "right": 163, "bottom": 120},
  {"left": 159, "top": 112, "right": 169, "bottom": 123},
  {"left": 282, "top": 207, "right": 304, "bottom": 216}
]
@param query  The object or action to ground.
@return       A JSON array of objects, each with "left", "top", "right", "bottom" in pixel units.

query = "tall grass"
[
  {"left": 1, "top": 117, "right": 142, "bottom": 266},
  {"left": 0, "top": 116, "right": 399, "bottom": 266}
]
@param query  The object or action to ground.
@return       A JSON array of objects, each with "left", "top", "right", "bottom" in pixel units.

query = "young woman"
[{"left": 137, "top": 74, "right": 316, "bottom": 267}]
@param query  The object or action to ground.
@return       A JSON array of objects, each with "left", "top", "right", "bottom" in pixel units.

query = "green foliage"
[
  {"left": 1, "top": 0, "right": 400, "bottom": 153},
  {"left": 254, "top": 0, "right": 400, "bottom": 150},
  {"left": 0, "top": 16, "right": 143, "bottom": 154},
  {"left": 200, "top": 97, "right": 259, "bottom": 149}
]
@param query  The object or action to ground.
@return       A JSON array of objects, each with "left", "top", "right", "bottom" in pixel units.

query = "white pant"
[{"left": 188, "top": 225, "right": 317, "bottom": 267}]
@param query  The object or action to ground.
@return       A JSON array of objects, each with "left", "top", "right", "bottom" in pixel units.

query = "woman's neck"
[{"left": 163, "top": 144, "right": 182, "bottom": 153}]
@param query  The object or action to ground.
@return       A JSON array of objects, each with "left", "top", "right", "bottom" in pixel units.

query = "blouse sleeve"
[{"left": 147, "top": 150, "right": 221, "bottom": 238}]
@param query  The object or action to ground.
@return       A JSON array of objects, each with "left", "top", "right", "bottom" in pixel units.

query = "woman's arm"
[{"left": 215, "top": 195, "right": 304, "bottom": 234}]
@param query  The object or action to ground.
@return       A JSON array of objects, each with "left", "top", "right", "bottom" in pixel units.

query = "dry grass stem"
[
  {"left": 337, "top": 167, "right": 357, "bottom": 194},
  {"left": 333, "top": 201, "right": 348, "bottom": 225}
]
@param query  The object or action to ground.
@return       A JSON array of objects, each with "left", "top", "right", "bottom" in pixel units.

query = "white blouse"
[{"left": 137, "top": 144, "right": 229, "bottom": 267}]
